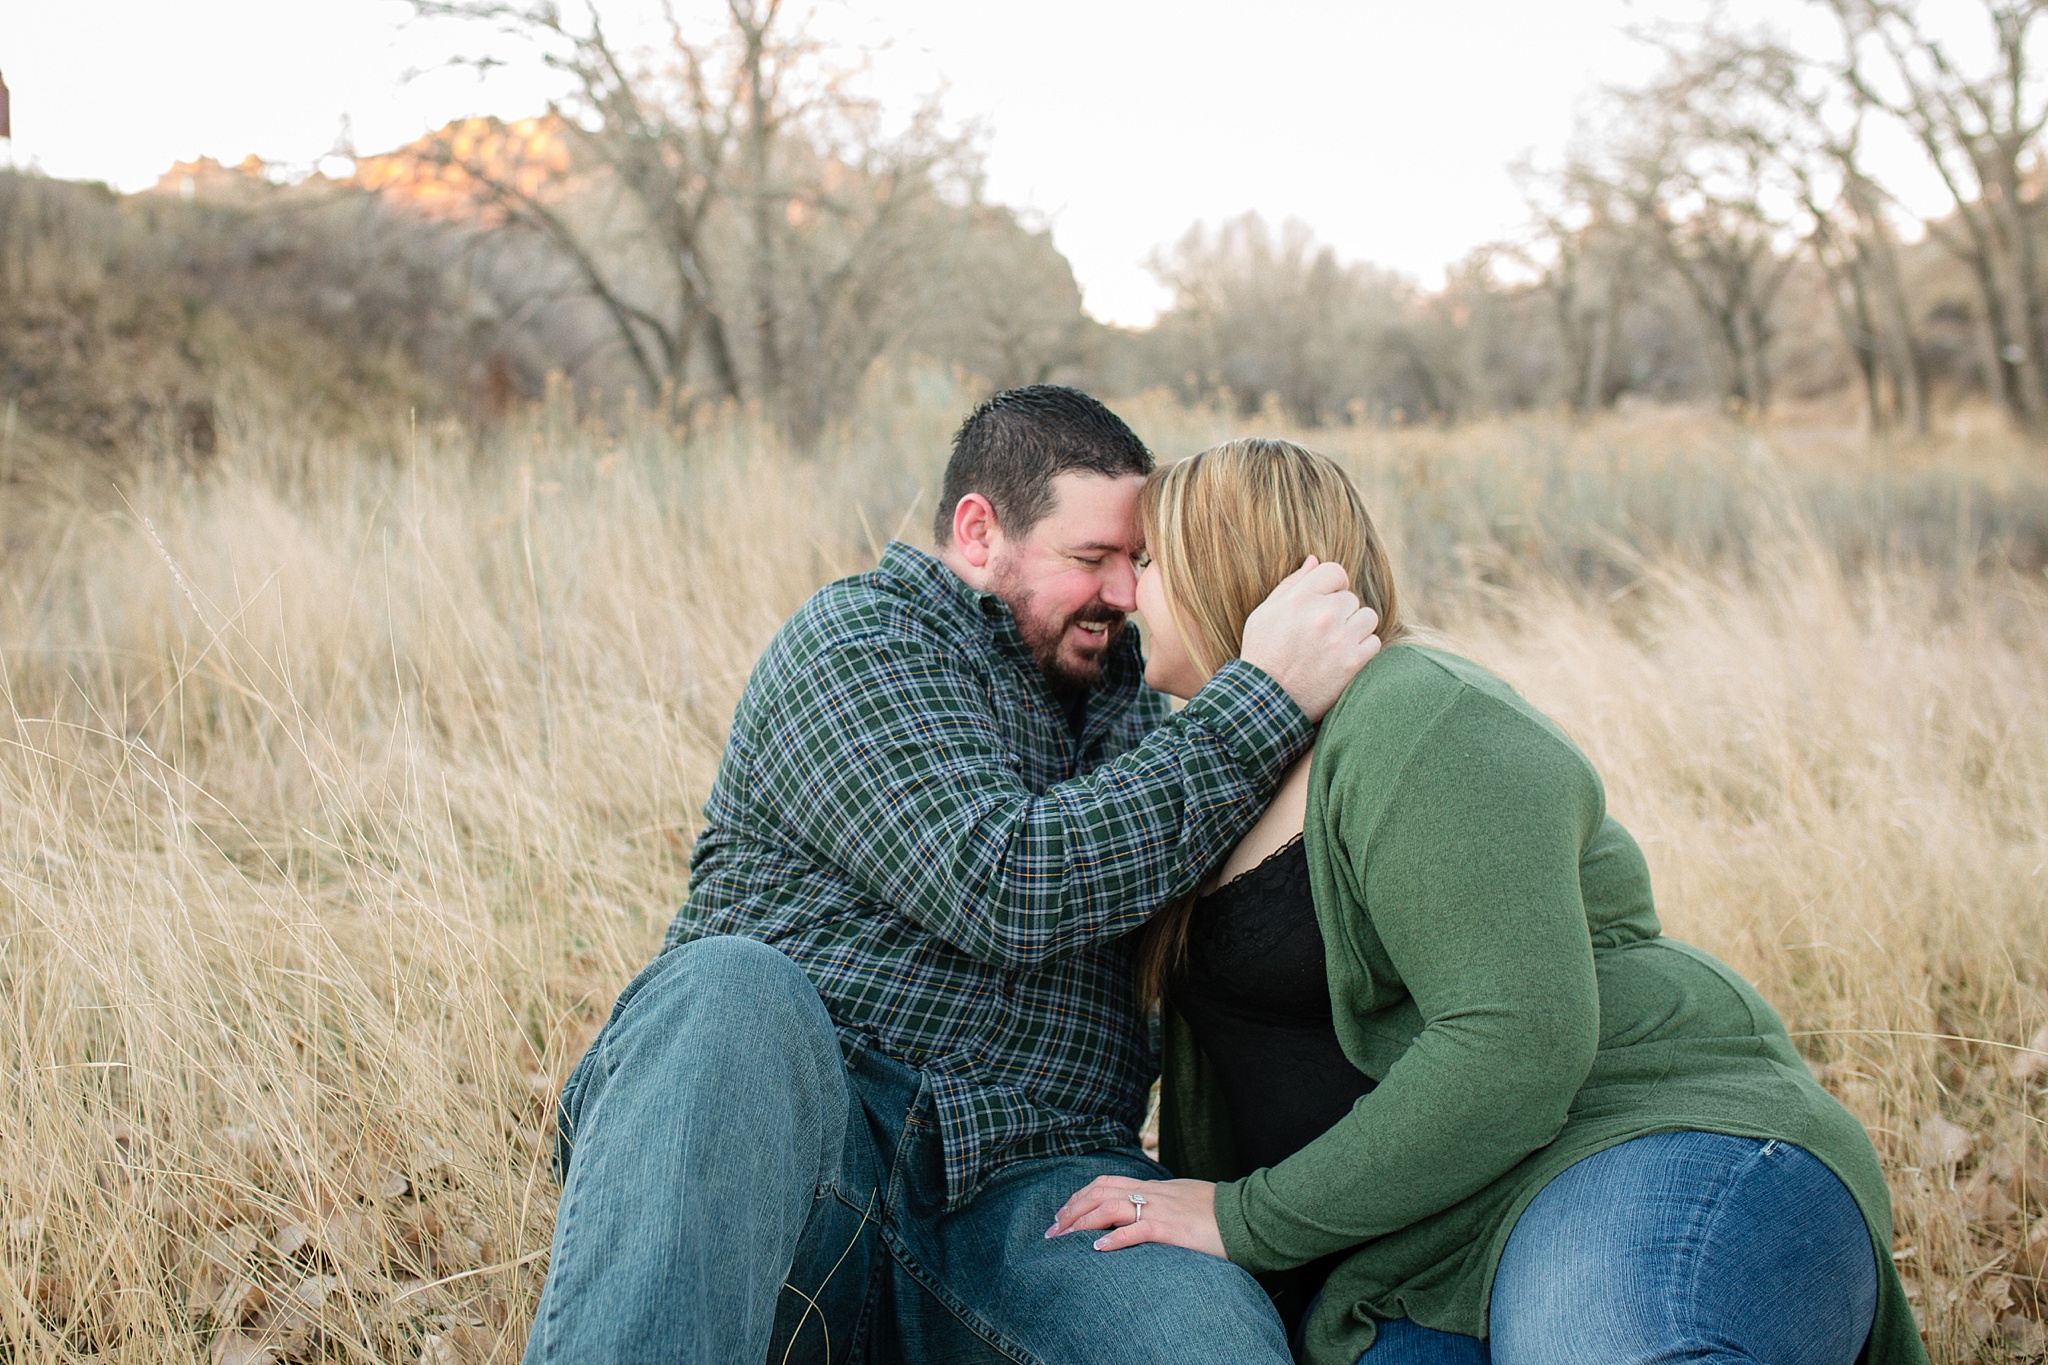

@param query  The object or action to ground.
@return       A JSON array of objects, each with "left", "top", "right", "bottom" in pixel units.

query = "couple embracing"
[{"left": 523, "top": 387, "right": 1923, "bottom": 1365}]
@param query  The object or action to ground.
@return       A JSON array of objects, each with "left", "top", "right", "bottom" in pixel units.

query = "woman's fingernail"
[
  {"left": 1092, "top": 1237, "right": 1109, "bottom": 1250},
  {"left": 1043, "top": 1223, "right": 1058, "bottom": 1238}
]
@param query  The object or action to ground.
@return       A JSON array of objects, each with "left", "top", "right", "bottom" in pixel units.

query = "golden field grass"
[{"left": 1, "top": 386, "right": 2044, "bottom": 1363}]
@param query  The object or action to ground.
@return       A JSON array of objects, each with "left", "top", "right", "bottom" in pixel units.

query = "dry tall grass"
[{"left": 1, "top": 391, "right": 2043, "bottom": 1363}]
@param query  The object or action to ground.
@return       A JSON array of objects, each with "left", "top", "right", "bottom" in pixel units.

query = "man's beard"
[{"left": 1005, "top": 587, "right": 1128, "bottom": 699}]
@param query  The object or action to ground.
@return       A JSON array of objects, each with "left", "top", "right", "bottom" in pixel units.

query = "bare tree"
[
  {"left": 1827, "top": 0, "right": 2048, "bottom": 431},
  {"left": 1806, "top": 154, "right": 1930, "bottom": 432},
  {"left": 1146, "top": 214, "right": 1353, "bottom": 423},
  {"left": 1641, "top": 28, "right": 1928, "bottom": 431},
  {"left": 405, "top": 0, "right": 978, "bottom": 448},
  {"left": 1515, "top": 158, "right": 1644, "bottom": 412},
  {"left": 904, "top": 204, "right": 1091, "bottom": 390},
  {"left": 1602, "top": 67, "right": 1804, "bottom": 416},
  {"left": 1144, "top": 214, "right": 1466, "bottom": 424}
]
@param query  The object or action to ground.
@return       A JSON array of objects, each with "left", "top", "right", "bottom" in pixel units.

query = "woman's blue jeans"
[{"left": 1352, "top": 1130, "right": 1879, "bottom": 1365}]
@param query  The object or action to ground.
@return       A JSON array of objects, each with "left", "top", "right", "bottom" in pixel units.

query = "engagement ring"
[{"left": 1127, "top": 1192, "right": 1146, "bottom": 1222}]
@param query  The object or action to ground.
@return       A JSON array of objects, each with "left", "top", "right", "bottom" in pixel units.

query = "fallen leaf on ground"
[
  {"left": 418, "top": 1322, "right": 504, "bottom": 1365},
  {"left": 210, "top": 1331, "right": 278, "bottom": 1365},
  {"left": 30, "top": 1271, "right": 73, "bottom": 1317},
  {"left": 274, "top": 1222, "right": 312, "bottom": 1260},
  {"left": 2001, "top": 1312, "right": 2047, "bottom": 1356},
  {"left": 188, "top": 1226, "right": 260, "bottom": 1307},
  {"left": 1919, "top": 1116, "right": 1974, "bottom": 1172},
  {"left": 2016, "top": 1221, "right": 2048, "bottom": 1314},
  {"left": 1990, "top": 1147, "right": 2048, "bottom": 1213},
  {"left": 2013, "top": 1027, "right": 2048, "bottom": 1085},
  {"left": 205, "top": 1277, "right": 265, "bottom": 1327},
  {"left": 1967, "top": 1166, "right": 2025, "bottom": 1224}
]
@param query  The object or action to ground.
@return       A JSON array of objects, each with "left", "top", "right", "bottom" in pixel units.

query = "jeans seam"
[
  {"left": 845, "top": 1237, "right": 888, "bottom": 1365},
  {"left": 777, "top": 1188, "right": 879, "bottom": 1365},
  {"left": 830, "top": 1183, "right": 876, "bottom": 1217},
  {"left": 551, "top": 1042, "right": 604, "bottom": 1182},
  {"left": 1681, "top": 1136, "right": 1773, "bottom": 1341},
  {"left": 534, "top": 1163, "right": 578, "bottom": 1362},
  {"left": 880, "top": 1089, "right": 933, "bottom": 1211},
  {"left": 878, "top": 1224, "right": 1042, "bottom": 1365}
]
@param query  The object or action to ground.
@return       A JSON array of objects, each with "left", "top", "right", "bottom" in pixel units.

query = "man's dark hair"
[{"left": 933, "top": 385, "right": 1154, "bottom": 545}]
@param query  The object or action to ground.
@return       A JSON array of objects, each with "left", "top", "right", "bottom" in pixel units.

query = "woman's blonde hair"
[
  {"left": 1135, "top": 437, "right": 1404, "bottom": 1004},
  {"left": 1143, "top": 437, "right": 1404, "bottom": 674}
]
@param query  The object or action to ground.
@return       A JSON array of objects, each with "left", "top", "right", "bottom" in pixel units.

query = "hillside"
[{"left": 0, "top": 165, "right": 532, "bottom": 499}]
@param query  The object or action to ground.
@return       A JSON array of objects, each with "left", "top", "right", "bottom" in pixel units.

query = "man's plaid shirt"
[{"left": 662, "top": 542, "right": 1311, "bottom": 1208}]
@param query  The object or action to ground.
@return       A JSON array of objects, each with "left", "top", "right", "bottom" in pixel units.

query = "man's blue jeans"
[
  {"left": 1352, "top": 1130, "right": 1879, "bottom": 1365},
  {"left": 522, "top": 935, "right": 1293, "bottom": 1364}
]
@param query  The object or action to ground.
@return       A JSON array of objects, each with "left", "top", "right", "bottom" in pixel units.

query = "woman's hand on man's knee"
[{"left": 1046, "top": 1176, "right": 1226, "bottom": 1257}]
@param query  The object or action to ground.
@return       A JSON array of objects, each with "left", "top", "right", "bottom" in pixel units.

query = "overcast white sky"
[{"left": 0, "top": 0, "right": 1965, "bottom": 324}]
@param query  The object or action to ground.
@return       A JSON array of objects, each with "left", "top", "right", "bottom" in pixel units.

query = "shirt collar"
[
  {"left": 880, "top": 540, "right": 1003, "bottom": 621},
  {"left": 878, "top": 541, "right": 1149, "bottom": 733}
]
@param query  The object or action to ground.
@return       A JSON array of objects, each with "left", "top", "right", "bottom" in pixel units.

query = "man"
[{"left": 524, "top": 386, "right": 1379, "bottom": 1364}]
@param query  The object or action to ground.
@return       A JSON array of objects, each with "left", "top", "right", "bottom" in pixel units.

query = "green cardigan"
[{"left": 1158, "top": 644, "right": 1924, "bottom": 1365}]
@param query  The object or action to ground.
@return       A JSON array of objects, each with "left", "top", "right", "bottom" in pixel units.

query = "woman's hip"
[{"left": 1360, "top": 1130, "right": 1877, "bottom": 1365}]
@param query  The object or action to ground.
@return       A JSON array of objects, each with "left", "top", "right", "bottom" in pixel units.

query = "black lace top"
[
  {"left": 1171, "top": 835, "right": 1376, "bottom": 1332},
  {"left": 1174, "top": 836, "right": 1377, "bottom": 1173}
]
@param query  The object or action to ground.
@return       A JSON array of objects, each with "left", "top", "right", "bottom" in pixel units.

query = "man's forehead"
[{"left": 1036, "top": 471, "right": 1145, "bottom": 547}]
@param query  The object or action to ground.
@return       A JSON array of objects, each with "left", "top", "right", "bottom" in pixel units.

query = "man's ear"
[{"left": 951, "top": 493, "right": 1001, "bottom": 570}]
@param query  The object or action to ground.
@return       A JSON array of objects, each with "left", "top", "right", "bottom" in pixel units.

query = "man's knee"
[
  {"left": 573, "top": 936, "right": 848, "bottom": 1159},
  {"left": 1010, "top": 1240, "right": 1291, "bottom": 1363},
  {"left": 662, "top": 931, "right": 811, "bottom": 988},
  {"left": 595, "top": 936, "right": 841, "bottom": 1089},
  {"left": 1135, "top": 1249, "right": 1285, "bottom": 1356},
  {"left": 637, "top": 934, "right": 829, "bottom": 1029}
]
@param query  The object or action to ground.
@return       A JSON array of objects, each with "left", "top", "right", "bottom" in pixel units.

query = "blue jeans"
[
  {"left": 523, "top": 935, "right": 1292, "bottom": 1364},
  {"left": 1353, "top": 1130, "right": 1878, "bottom": 1365}
]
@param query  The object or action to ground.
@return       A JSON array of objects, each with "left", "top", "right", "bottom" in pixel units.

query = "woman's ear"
[{"left": 951, "top": 493, "right": 1001, "bottom": 570}]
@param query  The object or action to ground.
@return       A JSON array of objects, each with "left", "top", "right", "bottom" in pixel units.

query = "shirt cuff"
[
  {"left": 1179, "top": 659, "right": 1314, "bottom": 788},
  {"left": 1212, "top": 1175, "right": 1295, "bottom": 1272},
  {"left": 1212, "top": 1170, "right": 1331, "bottom": 1273}
]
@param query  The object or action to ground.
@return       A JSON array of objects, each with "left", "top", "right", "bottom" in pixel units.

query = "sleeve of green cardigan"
[{"left": 1212, "top": 689, "right": 1604, "bottom": 1271}]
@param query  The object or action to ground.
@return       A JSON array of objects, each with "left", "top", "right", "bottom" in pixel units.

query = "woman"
[{"left": 1047, "top": 439, "right": 1923, "bottom": 1365}]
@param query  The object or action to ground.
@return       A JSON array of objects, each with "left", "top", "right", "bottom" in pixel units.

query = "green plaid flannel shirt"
[{"left": 663, "top": 542, "right": 1311, "bottom": 1208}]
